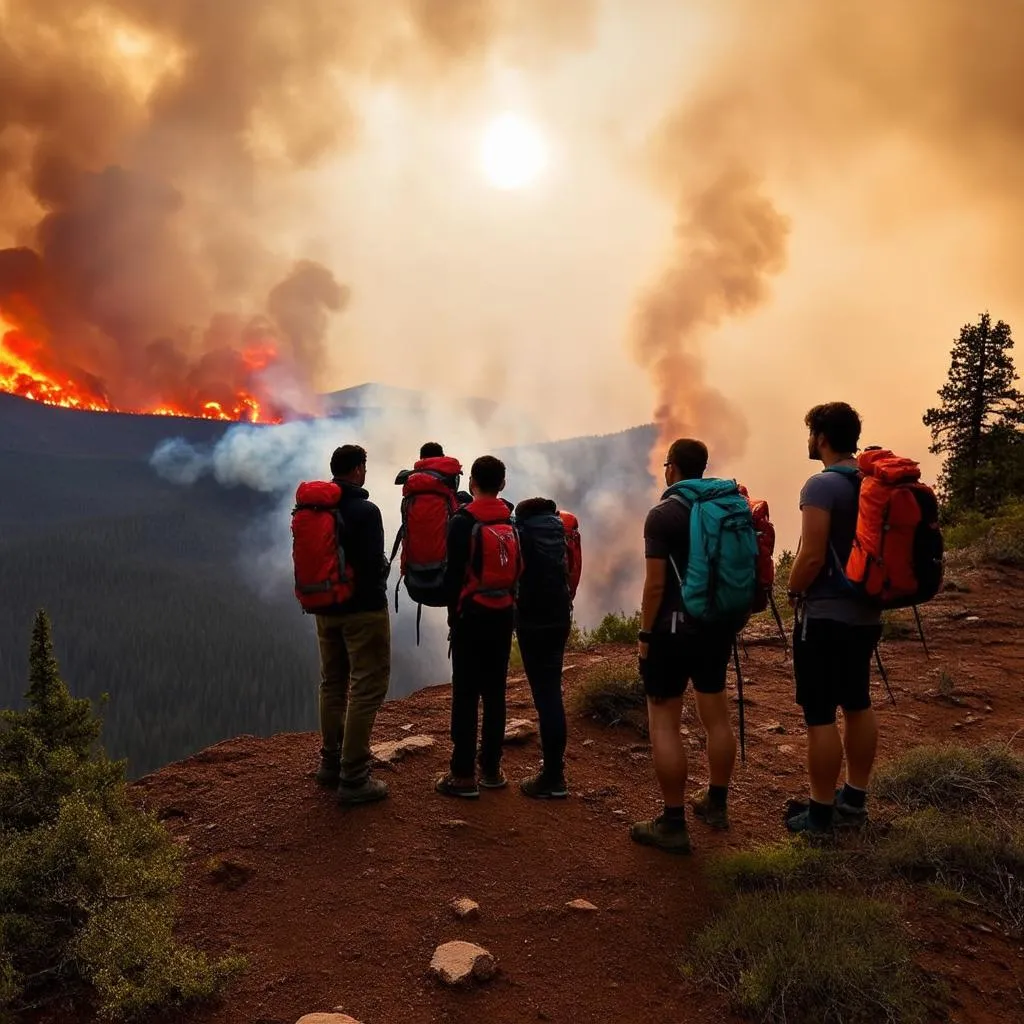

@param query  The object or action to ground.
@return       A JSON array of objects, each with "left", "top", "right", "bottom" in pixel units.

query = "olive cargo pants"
[{"left": 316, "top": 608, "right": 391, "bottom": 784}]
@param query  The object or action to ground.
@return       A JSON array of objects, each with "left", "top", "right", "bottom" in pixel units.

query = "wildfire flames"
[{"left": 0, "top": 311, "right": 280, "bottom": 424}]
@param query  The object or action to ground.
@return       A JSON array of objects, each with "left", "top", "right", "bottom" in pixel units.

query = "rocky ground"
[{"left": 127, "top": 562, "right": 1024, "bottom": 1024}]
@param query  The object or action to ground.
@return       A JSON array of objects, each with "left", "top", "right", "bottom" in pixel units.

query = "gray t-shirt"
[{"left": 799, "top": 469, "right": 881, "bottom": 626}]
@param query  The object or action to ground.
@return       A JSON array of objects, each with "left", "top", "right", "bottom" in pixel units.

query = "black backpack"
[{"left": 515, "top": 511, "right": 571, "bottom": 614}]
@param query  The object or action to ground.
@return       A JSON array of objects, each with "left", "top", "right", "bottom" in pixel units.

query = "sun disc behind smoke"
[{"left": 479, "top": 113, "right": 548, "bottom": 190}]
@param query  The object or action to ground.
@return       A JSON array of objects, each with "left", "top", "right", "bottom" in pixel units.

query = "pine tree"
[{"left": 923, "top": 312, "right": 1024, "bottom": 512}]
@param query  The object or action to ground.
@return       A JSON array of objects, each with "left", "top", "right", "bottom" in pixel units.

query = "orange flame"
[{"left": 1, "top": 312, "right": 281, "bottom": 423}]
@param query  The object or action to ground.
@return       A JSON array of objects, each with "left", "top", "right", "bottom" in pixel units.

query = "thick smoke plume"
[
  {"left": 632, "top": 0, "right": 1024, "bottom": 479},
  {"left": 0, "top": 0, "right": 594, "bottom": 414}
]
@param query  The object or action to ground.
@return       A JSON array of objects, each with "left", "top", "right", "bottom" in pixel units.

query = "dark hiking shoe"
[
  {"left": 337, "top": 777, "right": 389, "bottom": 805},
  {"left": 315, "top": 755, "right": 341, "bottom": 788},
  {"left": 630, "top": 816, "right": 692, "bottom": 855},
  {"left": 435, "top": 774, "right": 480, "bottom": 799},
  {"left": 784, "top": 799, "right": 833, "bottom": 836},
  {"left": 834, "top": 789, "right": 869, "bottom": 828},
  {"left": 691, "top": 787, "right": 729, "bottom": 830},
  {"left": 520, "top": 771, "right": 569, "bottom": 800},
  {"left": 479, "top": 770, "right": 509, "bottom": 790}
]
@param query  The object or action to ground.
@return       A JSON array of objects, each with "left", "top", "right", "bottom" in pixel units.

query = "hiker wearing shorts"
[
  {"left": 786, "top": 402, "right": 882, "bottom": 834},
  {"left": 435, "top": 456, "right": 521, "bottom": 799},
  {"left": 632, "top": 439, "right": 739, "bottom": 854},
  {"left": 313, "top": 445, "right": 392, "bottom": 805}
]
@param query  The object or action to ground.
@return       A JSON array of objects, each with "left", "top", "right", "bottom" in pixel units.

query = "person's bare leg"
[
  {"left": 694, "top": 690, "right": 736, "bottom": 787},
  {"left": 807, "top": 722, "right": 844, "bottom": 804},
  {"left": 647, "top": 696, "right": 687, "bottom": 805},
  {"left": 843, "top": 707, "right": 878, "bottom": 790}
]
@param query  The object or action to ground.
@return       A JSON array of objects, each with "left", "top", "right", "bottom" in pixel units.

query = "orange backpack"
[{"left": 830, "top": 448, "right": 944, "bottom": 609}]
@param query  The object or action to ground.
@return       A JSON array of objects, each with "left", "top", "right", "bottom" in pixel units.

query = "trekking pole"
[
  {"left": 732, "top": 638, "right": 746, "bottom": 764},
  {"left": 768, "top": 590, "right": 789, "bottom": 653},
  {"left": 874, "top": 644, "right": 897, "bottom": 706},
  {"left": 911, "top": 604, "right": 930, "bottom": 657}
]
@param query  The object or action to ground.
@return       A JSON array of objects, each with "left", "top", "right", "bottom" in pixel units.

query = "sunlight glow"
[{"left": 479, "top": 113, "right": 548, "bottom": 190}]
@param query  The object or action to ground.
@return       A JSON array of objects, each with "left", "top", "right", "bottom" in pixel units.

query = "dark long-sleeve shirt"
[{"left": 334, "top": 481, "right": 388, "bottom": 614}]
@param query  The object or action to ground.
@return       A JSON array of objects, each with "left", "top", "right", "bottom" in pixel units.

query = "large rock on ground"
[
  {"left": 296, "top": 1015, "right": 362, "bottom": 1024},
  {"left": 371, "top": 734, "right": 435, "bottom": 764},
  {"left": 429, "top": 941, "right": 497, "bottom": 985},
  {"left": 450, "top": 897, "right": 481, "bottom": 920},
  {"left": 503, "top": 719, "right": 538, "bottom": 745}
]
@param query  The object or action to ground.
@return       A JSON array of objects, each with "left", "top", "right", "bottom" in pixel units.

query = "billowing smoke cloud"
[
  {"left": 0, "top": 0, "right": 595, "bottom": 415},
  {"left": 631, "top": 0, "right": 1024, "bottom": 479}
]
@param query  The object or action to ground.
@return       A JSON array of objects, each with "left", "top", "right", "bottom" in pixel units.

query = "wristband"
[{"left": 638, "top": 630, "right": 652, "bottom": 643}]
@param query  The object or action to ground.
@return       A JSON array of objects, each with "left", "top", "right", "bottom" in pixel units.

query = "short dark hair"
[
  {"left": 330, "top": 444, "right": 367, "bottom": 478},
  {"left": 470, "top": 455, "right": 506, "bottom": 495},
  {"left": 666, "top": 438, "right": 709, "bottom": 480},
  {"left": 805, "top": 402, "right": 862, "bottom": 453},
  {"left": 419, "top": 442, "right": 444, "bottom": 459}
]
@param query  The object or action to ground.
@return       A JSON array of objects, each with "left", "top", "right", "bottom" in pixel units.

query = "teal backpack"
[{"left": 666, "top": 479, "right": 759, "bottom": 626}]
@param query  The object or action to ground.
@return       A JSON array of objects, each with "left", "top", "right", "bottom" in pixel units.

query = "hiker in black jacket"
[
  {"left": 314, "top": 444, "right": 391, "bottom": 805},
  {"left": 435, "top": 456, "right": 520, "bottom": 799},
  {"left": 514, "top": 497, "right": 574, "bottom": 799}
]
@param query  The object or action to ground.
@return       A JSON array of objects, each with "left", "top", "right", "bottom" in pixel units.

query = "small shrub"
[
  {"left": 584, "top": 611, "right": 641, "bottom": 646},
  {"left": 881, "top": 610, "right": 916, "bottom": 641},
  {"left": 508, "top": 638, "right": 524, "bottom": 673},
  {"left": 709, "top": 841, "right": 837, "bottom": 894},
  {"left": 945, "top": 500, "right": 1024, "bottom": 566},
  {"left": 569, "top": 662, "right": 646, "bottom": 734},
  {"left": 566, "top": 620, "right": 588, "bottom": 651},
  {"left": 937, "top": 668, "right": 956, "bottom": 699},
  {"left": 875, "top": 809, "right": 1024, "bottom": 935},
  {"left": 874, "top": 742, "right": 1024, "bottom": 811},
  {"left": 687, "top": 892, "right": 932, "bottom": 1024}
]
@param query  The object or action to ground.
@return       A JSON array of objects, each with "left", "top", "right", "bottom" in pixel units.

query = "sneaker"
[
  {"left": 784, "top": 799, "right": 833, "bottom": 836},
  {"left": 520, "top": 771, "right": 569, "bottom": 800},
  {"left": 435, "top": 773, "right": 480, "bottom": 799},
  {"left": 691, "top": 787, "right": 729, "bottom": 830},
  {"left": 315, "top": 755, "right": 341, "bottom": 788},
  {"left": 336, "top": 777, "right": 389, "bottom": 805},
  {"left": 834, "top": 788, "right": 869, "bottom": 828},
  {"left": 630, "top": 816, "right": 692, "bottom": 855},
  {"left": 479, "top": 770, "right": 509, "bottom": 790}
]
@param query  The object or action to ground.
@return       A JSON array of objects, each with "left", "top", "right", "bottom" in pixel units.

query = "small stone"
[
  {"left": 504, "top": 719, "right": 539, "bottom": 744},
  {"left": 985, "top": 705, "right": 994, "bottom": 713},
  {"left": 450, "top": 897, "right": 480, "bottom": 920},
  {"left": 612, "top": 809, "right": 626, "bottom": 816},
  {"left": 400, "top": 723, "right": 414, "bottom": 732},
  {"left": 965, "top": 616, "right": 980, "bottom": 623},
  {"left": 582, "top": 739, "right": 595, "bottom": 747},
  {"left": 442, "top": 819, "right": 468, "bottom": 829},
  {"left": 429, "top": 941, "right": 497, "bottom": 986},
  {"left": 953, "top": 722, "right": 964, "bottom": 730},
  {"left": 296, "top": 1015, "right": 362, "bottom": 1024},
  {"left": 566, "top": 899, "right": 598, "bottom": 912},
  {"left": 371, "top": 734, "right": 434, "bottom": 764},
  {"left": 777, "top": 744, "right": 796, "bottom": 755},
  {"left": 763, "top": 721, "right": 786, "bottom": 734}
]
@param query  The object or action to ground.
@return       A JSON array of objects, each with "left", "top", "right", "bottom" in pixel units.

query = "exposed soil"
[{"left": 127, "top": 564, "right": 1024, "bottom": 1024}]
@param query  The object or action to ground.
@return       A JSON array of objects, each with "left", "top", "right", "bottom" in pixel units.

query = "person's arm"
[
  {"left": 788, "top": 505, "right": 830, "bottom": 596},
  {"left": 347, "top": 502, "right": 386, "bottom": 591},
  {"left": 444, "top": 513, "right": 471, "bottom": 607},
  {"left": 638, "top": 507, "right": 669, "bottom": 659}
]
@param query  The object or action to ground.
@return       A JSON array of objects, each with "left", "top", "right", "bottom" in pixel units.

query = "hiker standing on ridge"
[
  {"left": 633, "top": 439, "right": 754, "bottom": 854},
  {"left": 394, "top": 442, "right": 472, "bottom": 505},
  {"left": 304, "top": 445, "right": 392, "bottom": 805},
  {"left": 513, "top": 499, "right": 582, "bottom": 799},
  {"left": 785, "top": 403, "right": 882, "bottom": 834},
  {"left": 435, "top": 456, "right": 522, "bottom": 799}
]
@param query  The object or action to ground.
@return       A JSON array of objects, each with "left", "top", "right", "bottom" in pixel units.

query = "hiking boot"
[
  {"left": 520, "top": 771, "right": 569, "bottom": 800},
  {"left": 834, "top": 788, "right": 869, "bottom": 828},
  {"left": 435, "top": 773, "right": 480, "bottom": 799},
  {"left": 784, "top": 799, "right": 833, "bottom": 836},
  {"left": 479, "top": 769, "right": 508, "bottom": 790},
  {"left": 691, "top": 787, "right": 729, "bottom": 830},
  {"left": 315, "top": 753, "right": 341, "bottom": 788},
  {"left": 337, "top": 777, "right": 389, "bottom": 806},
  {"left": 630, "top": 815, "right": 692, "bottom": 855}
]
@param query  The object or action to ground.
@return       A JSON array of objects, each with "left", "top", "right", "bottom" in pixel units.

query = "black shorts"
[
  {"left": 639, "top": 629, "right": 734, "bottom": 701},
  {"left": 793, "top": 617, "right": 883, "bottom": 727}
]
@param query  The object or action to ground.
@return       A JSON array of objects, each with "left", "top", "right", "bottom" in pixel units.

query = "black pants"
[
  {"left": 517, "top": 623, "right": 570, "bottom": 778},
  {"left": 449, "top": 611, "right": 514, "bottom": 778}
]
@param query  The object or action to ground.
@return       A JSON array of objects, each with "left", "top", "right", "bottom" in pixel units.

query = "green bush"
[
  {"left": 709, "top": 841, "right": 837, "bottom": 894},
  {"left": 874, "top": 742, "right": 1024, "bottom": 811},
  {"left": 583, "top": 611, "right": 641, "bottom": 646},
  {"left": 687, "top": 892, "right": 932, "bottom": 1024},
  {"left": 944, "top": 499, "right": 1024, "bottom": 565},
  {"left": 569, "top": 662, "right": 647, "bottom": 734},
  {"left": 875, "top": 809, "right": 1024, "bottom": 935},
  {"left": 0, "top": 612, "right": 243, "bottom": 1020}
]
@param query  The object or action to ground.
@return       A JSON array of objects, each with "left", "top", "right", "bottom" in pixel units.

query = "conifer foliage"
[{"left": 0, "top": 610, "right": 242, "bottom": 1020}]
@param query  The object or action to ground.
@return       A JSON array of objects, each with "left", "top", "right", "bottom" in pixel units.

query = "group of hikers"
[{"left": 290, "top": 401, "right": 943, "bottom": 853}]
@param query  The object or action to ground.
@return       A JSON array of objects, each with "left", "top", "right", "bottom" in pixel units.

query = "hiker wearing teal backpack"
[
  {"left": 631, "top": 439, "right": 758, "bottom": 854},
  {"left": 785, "top": 402, "right": 883, "bottom": 835}
]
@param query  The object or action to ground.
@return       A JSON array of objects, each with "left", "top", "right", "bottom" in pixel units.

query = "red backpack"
[
  {"left": 835, "top": 448, "right": 944, "bottom": 609},
  {"left": 459, "top": 497, "right": 523, "bottom": 613},
  {"left": 390, "top": 456, "right": 462, "bottom": 609},
  {"left": 738, "top": 484, "right": 786, "bottom": 642},
  {"left": 558, "top": 510, "right": 583, "bottom": 601},
  {"left": 291, "top": 481, "right": 354, "bottom": 612}
]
